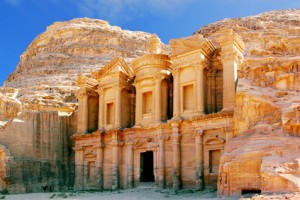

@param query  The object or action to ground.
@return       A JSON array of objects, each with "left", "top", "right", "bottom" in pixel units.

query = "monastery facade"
[{"left": 73, "top": 29, "right": 244, "bottom": 191}]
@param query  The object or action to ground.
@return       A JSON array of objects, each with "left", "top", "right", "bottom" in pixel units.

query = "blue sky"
[{"left": 0, "top": 0, "right": 299, "bottom": 86}]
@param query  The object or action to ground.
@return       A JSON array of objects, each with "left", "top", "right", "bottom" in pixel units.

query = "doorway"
[{"left": 140, "top": 151, "right": 154, "bottom": 182}]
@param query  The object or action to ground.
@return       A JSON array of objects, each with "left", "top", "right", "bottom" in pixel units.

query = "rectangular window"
[
  {"left": 142, "top": 91, "right": 153, "bottom": 114},
  {"left": 183, "top": 84, "right": 194, "bottom": 111},
  {"left": 106, "top": 102, "right": 114, "bottom": 125}
]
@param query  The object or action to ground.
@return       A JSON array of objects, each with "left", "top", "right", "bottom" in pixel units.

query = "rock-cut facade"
[{"left": 73, "top": 29, "right": 244, "bottom": 191}]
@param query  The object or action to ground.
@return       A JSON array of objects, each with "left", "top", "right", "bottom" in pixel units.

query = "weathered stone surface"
[
  {"left": 0, "top": 110, "right": 76, "bottom": 193},
  {"left": 195, "top": 9, "right": 300, "bottom": 196},
  {"left": 3, "top": 18, "right": 168, "bottom": 108}
]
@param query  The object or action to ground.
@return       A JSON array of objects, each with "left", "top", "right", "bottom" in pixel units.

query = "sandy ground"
[
  {"left": 0, "top": 184, "right": 237, "bottom": 200},
  {"left": 1, "top": 185, "right": 299, "bottom": 200}
]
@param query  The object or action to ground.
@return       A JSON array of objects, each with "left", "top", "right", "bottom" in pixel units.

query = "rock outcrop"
[
  {"left": 3, "top": 18, "right": 168, "bottom": 110},
  {"left": 195, "top": 9, "right": 300, "bottom": 196}
]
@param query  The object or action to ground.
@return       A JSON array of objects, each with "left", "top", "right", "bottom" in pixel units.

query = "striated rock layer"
[
  {"left": 196, "top": 9, "right": 300, "bottom": 196},
  {"left": 3, "top": 18, "right": 168, "bottom": 109}
]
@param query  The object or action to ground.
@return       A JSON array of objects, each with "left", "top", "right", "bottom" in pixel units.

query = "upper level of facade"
[{"left": 75, "top": 29, "right": 244, "bottom": 134}]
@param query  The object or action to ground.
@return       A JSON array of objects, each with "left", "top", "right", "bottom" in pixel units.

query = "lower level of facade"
[{"left": 73, "top": 112, "right": 233, "bottom": 190}]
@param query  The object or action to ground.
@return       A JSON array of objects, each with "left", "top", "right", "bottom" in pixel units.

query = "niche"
[
  {"left": 87, "top": 161, "right": 95, "bottom": 179},
  {"left": 142, "top": 91, "right": 153, "bottom": 114},
  {"left": 209, "top": 149, "right": 221, "bottom": 173},
  {"left": 183, "top": 84, "right": 194, "bottom": 111},
  {"left": 106, "top": 102, "right": 114, "bottom": 125}
]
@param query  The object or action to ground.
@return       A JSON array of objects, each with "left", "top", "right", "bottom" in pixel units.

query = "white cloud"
[
  {"left": 3, "top": 0, "right": 21, "bottom": 6},
  {"left": 77, "top": 0, "right": 194, "bottom": 22}
]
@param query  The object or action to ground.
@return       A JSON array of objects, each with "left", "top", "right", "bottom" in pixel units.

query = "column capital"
[
  {"left": 159, "top": 135, "right": 170, "bottom": 141},
  {"left": 172, "top": 133, "right": 181, "bottom": 140},
  {"left": 221, "top": 51, "right": 244, "bottom": 64},
  {"left": 96, "top": 88, "right": 105, "bottom": 95},
  {"left": 73, "top": 146, "right": 84, "bottom": 151},
  {"left": 208, "top": 68, "right": 217, "bottom": 77},
  {"left": 77, "top": 88, "right": 88, "bottom": 99},
  {"left": 93, "top": 144, "right": 105, "bottom": 149},
  {"left": 194, "top": 129, "right": 205, "bottom": 137},
  {"left": 154, "top": 74, "right": 166, "bottom": 82},
  {"left": 114, "top": 85, "right": 125, "bottom": 91},
  {"left": 192, "top": 61, "right": 208, "bottom": 71},
  {"left": 172, "top": 67, "right": 180, "bottom": 76}
]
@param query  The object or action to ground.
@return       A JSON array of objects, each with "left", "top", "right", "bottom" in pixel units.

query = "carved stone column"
[
  {"left": 194, "top": 64, "right": 205, "bottom": 116},
  {"left": 195, "top": 130, "right": 204, "bottom": 190},
  {"left": 155, "top": 76, "right": 163, "bottom": 123},
  {"left": 172, "top": 68, "right": 180, "bottom": 118},
  {"left": 98, "top": 89, "right": 105, "bottom": 131},
  {"left": 207, "top": 69, "right": 217, "bottom": 113},
  {"left": 95, "top": 132, "right": 104, "bottom": 190},
  {"left": 158, "top": 134, "right": 169, "bottom": 188},
  {"left": 77, "top": 88, "right": 89, "bottom": 134},
  {"left": 126, "top": 140, "right": 134, "bottom": 188},
  {"left": 130, "top": 93, "right": 135, "bottom": 127},
  {"left": 211, "top": 70, "right": 217, "bottom": 113},
  {"left": 218, "top": 29, "right": 244, "bottom": 111},
  {"left": 134, "top": 82, "right": 141, "bottom": 126},
  {"left": 171, "top": 120, "right": 182, "bottom": 190},
  {"left": 111, "top": 130, "right": 123, "bottom": 190},
  {"left": 74, "top": 146, "right": 84, "bottom": 190},
  {"left": 115, "top": 86, "right": 123, "bottom": 129},
  {"left": 82, "top": 94, "right": 89, "bottom": 133}
]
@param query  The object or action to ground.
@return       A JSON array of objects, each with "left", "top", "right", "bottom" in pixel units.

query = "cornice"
[{"left": 130, "top": 54, "right": 171, "bottom": 73}]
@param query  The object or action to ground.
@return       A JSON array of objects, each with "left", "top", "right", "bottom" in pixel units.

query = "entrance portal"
[{"left": 140, "top": 151, "right": 154, "bottom": 182}]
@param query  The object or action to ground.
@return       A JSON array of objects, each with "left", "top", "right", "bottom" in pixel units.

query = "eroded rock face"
[
  {"left": 0, "top": 110, "right": 76, "bottom": 193},
  {"left": 196, "top": 9, "right": 300, "bottom": 196},
  {"left": 3, "top": 18, "right": 168, "bottom": 109}
]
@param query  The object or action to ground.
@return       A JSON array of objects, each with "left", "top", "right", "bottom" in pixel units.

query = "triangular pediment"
[{"left": 92, "top": 57, "right": 134, "bottom": 80}]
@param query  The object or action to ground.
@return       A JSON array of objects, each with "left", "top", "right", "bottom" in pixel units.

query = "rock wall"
[
  {"left": 0, "top": 110, "right": 76, "bottom": 193},
  {"left": 196, "top": 9, "right": 300, "bottom": 196}
]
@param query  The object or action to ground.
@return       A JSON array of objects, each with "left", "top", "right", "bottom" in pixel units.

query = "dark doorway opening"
[
  {"left": 241, "top": 189, "right": 261, "bottom": 195},
  {"left": 140, "top": 151, "right": 154, "bottom": 182}
]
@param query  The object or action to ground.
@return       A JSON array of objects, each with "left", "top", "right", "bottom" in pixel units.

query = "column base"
[
  {"left": 195, "top": 112, "right": 205, "bottom": 117},
  {"left": 133, "top": 124, "right": 142, "bottom": 128},
  {"left": 222, "top": 107, "right": 234, "bottom": 112}
]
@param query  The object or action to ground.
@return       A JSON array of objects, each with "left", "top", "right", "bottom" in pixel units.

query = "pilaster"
[
  {"left": 115, "top": 86, "right": 123, "bottom": 129},
  {"left": 193, "top": 62, "right": 206, "bottom": 116},
  {"left": 195, "top": 129, "right": 204, "bottom": 190},
  {"left": 158, "top": 133, "right": 169, "bottom": 188},
  {"left": 77, "top": 88, "right": 89, "bottom": 134},
  {"left": 95, "top": 132, "right": 105, "bottom": 190},
  {"left": 126, "top": 139, "right": 134, "bottom": 188},
  {"left": 97, "top": 88, "right": 105, "bottom": 131},
  {"left": 217, "top": 29, "right": 244, "bottom": 111},
  {"left": 110, "top": 130, "right": 124, "bottom": 190},
  {"left": 172, "top": 68, "right": 181, "bottom": 119},
  {"left": 74, "top": 146, "right": 84, "bottom": 190},
  {"left": 155, "top": 75, "right": 163, "bottom": 123},
  {"left": 171, "top": 119, "right": 182, "bottom": 190}
]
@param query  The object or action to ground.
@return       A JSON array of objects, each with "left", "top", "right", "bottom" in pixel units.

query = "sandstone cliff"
[
  {"left": 3, "top": 18, "right": 168, "bottom": 110},
  {"left": 196, "top": 9, "right": 300, "bottom": 196}
]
